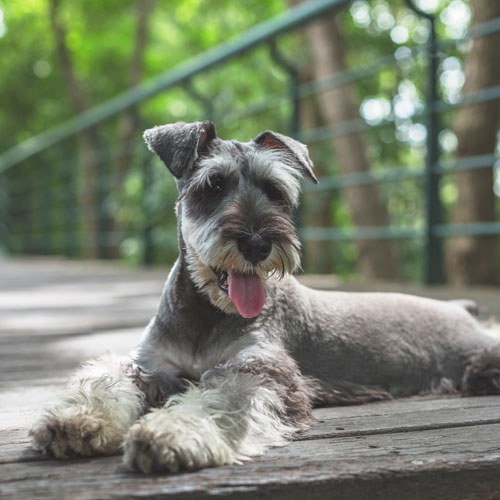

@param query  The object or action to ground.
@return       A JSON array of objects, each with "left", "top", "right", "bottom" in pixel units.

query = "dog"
[{"left": 30, "top": 121, "right": 500, "bottom": 473}]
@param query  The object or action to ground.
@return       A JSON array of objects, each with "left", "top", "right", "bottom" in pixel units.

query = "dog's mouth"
[
  {"left": 216, "top": 269, "right": 229, "bottom": 293},
  {"left": 214, "top": 268, "right": 266, "bottom": 319}
]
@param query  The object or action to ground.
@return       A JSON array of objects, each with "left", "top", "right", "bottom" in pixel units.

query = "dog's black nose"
[{"left": 237, "top": 234, "right": 272, "bottom": 265}]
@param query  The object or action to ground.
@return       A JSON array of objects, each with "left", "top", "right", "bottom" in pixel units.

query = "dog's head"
[{"left": 144, "top": 121, "right": 317, "bottom": 318}]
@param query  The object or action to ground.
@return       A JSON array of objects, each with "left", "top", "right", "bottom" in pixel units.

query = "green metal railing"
[{"left": 1, "top": 0, "right": 499, "bottom": 283}]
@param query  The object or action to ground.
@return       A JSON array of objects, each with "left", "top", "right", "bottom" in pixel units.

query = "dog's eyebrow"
[
  {"left": 247, "top": 150, "right": 302, "bottom": 208},
  {"left": 190, "top": 146, "right": 239, "bottom": 191}
]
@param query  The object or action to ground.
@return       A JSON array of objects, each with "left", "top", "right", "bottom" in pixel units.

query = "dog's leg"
[
  {"left": 30, "top": 354, "right": 144, "bottom": 458},
  {"left": 123, "top": 350, "right": 315, "bottom": 473}
]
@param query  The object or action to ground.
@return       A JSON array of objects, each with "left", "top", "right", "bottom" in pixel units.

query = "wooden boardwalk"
[{"left": 1, "top": 258, "right": 500, "bottom": 499}]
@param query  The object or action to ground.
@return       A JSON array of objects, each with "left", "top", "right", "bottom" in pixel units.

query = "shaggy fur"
[
  {"left": 30, "top": 121, "right": 500, "bottom": 474},
  {"left": 30, "top": 355, "right": 143, "bottom": 458}
]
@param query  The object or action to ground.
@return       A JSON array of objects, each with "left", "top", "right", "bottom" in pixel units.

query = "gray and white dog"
[{"left": 31, "top": 121, "right": 500, "bottom": 473}]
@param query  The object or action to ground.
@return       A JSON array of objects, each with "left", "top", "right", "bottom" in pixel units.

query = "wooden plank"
[
  {"left": 1, "top": 424, "right": 500, "bottom": 499},
  {"left": 5, "top": 394, "right": 500, "bottom": 448},
  {"left": 0, "top": 296, "right": 159, "bottom": 339},
  {"left": 0, "top": 259, "right": 164, "bottom": 338},
  {"left": 0, "top": 429, "right": 49, "bottom": 465},
  {"left": 0, "top": 327, "right": 141, "bottom": 387},
  {"left": 3, "top": 395, "right": 500, "bottom": 466},
  {"left": 0, "top": 382, "right": 67, "bottom": 429},
  {"left": 303, "top": 395, "right": 500, "bottom": 439}
]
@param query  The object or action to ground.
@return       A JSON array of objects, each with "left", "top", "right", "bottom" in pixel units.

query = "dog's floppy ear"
[
  {"left": 143, "top": 121, "right": 216, "bottom": 179},
  {"left": 253, "top": 130, "right": 318, "bottom": 184}
]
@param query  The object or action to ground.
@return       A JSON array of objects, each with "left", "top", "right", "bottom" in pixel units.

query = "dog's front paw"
[
  {"left": 30, "top": 405, "right": 124, "bottom": 459},
  {"left": 123, "top": 408, "right": 235, "bottom": 473}
]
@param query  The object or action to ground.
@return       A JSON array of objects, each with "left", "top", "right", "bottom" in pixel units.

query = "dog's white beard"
[{"left": 181, "top": 214, "right": 300, "bottom": 317}]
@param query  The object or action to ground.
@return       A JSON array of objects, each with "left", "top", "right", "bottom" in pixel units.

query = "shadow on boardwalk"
[{"left": 1, "top": 257, "right": 500, "bottom": 500}]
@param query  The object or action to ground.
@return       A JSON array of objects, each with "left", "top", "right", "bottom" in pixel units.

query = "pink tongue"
[{"left": 228, "top": 271, "right": 266, "bottom": 318}]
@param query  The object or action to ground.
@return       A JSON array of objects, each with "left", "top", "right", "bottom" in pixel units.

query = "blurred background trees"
[
  {"left": 292, "top": 0, "right": 397, "bottom": 280},
  {"left": 0, "top": 0, "right": 499, "bottom": 285},
  {"left": 446, "top": 0, "right": 500, "bottom": 285}
]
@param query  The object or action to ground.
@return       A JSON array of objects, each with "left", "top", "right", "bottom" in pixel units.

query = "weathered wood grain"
[
  {"left": 3, "top": 394, "right": 500, "bottom": 465},
  {"left": 0, "top": 327, "right": 141, "bottom": 387},
  {"left": 2, "top": 424, "right": 500, "bottom": 499},
  {"left": 0, "top": 259, "right": 164, "bottom": 339},
  {"left": 303, "top": 395, "right": 500, "bottom": 439}
]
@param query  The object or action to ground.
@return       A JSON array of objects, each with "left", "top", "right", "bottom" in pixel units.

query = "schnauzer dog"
[{"left": 30, "top": 121, "right": 500, "bottom": 473}]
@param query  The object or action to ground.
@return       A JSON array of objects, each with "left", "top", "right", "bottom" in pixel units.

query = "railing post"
[
  {"left": 0, "top": 172, "right": 7, "bottom": 253},
  {"left": 33, "top": 160, "right": 46, "bottom": 255},
  {"left": 96, "top": 140, "right": 110, "bottom": 260},
  {"left": 142, "top": 147, "right": 154, "bottom": 266},
  {"left": 269, "top": 41, "right": 300, "bottom": 138},
  {"left": 405, "top": 1, "right": 444, "bottom": 284},
  {"left": 40, "top": 153, "right": 53, "bottom": 255},
  {"left": 268, "top": 40, "right": 303, "bottom": 232},
  {"left": 62, "top": 143, "right": 77, "bottom": 257},
  {"left": 20, "top": 166, "right": 34, "bottom": 255}
]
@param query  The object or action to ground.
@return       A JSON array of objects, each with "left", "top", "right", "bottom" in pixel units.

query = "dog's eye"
[
  {"left": 262, "top": 181, "right": 284, "bottom": 203},
  {"left": 206, "top": 175, "right": 225, "bottom": 195}
]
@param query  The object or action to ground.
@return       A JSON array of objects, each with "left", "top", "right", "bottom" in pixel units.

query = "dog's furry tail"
[
  {"left": 449, "top": 299, "right": 479, "bottom": 317},
  {"left": 462, "top": 342, "right": 500, "bottom": 396}
]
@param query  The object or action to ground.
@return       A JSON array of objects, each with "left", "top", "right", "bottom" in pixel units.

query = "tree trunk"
[
  {"left": 446, "top": 1, "right": 500, "bottom": 286},
  {"left": 299, "top": 68, "right": 334, "bottom": 273},
  {"left": 111, "top": 0, "right": 156, "bottom": 258},
  {"left": 49, "top": 0, "right": 101, "bottom": 259},
  {"left": 116, "top": 0, "right": 155, "bottom": 189},
  {"left": 299, "top": 9, "right": 397, "bottom": 280}
]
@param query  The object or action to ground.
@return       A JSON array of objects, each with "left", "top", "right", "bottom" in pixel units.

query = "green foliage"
[{"left": 1, "top": 0, "right": 485, "bottom": 280}]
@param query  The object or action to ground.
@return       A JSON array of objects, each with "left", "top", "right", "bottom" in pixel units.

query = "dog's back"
[{"left": 264, "top": 275, "right": 499, "bottom": 402}]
